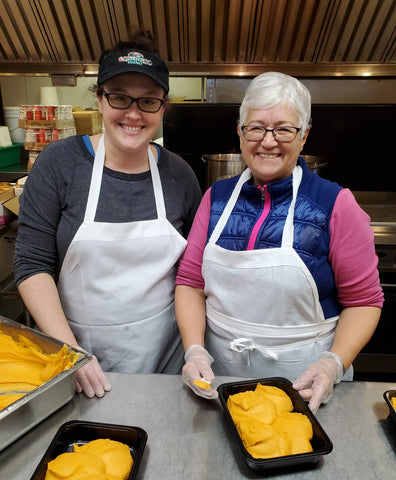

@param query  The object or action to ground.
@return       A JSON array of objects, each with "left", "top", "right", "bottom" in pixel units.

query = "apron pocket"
[{"left": 69, "top": 303, "right": 182, "bottom": 374}]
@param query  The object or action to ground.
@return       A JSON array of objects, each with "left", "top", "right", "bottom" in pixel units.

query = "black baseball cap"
[{"left": 98, "top": 48, "right": 169, "bottom": 93}]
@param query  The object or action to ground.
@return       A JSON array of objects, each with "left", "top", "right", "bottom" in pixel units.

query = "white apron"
[
  {"left": 203, "top": 166, "right": 351, "bottom": 380},
  {"left": 57, "top": 136, "right": 187, "bottom": 373}
]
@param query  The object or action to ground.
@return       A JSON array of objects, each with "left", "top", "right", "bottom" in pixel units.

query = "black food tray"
[
  {"left": 383, "top": 390, "right": 396, "bottom": 425},
  {"left": 29, "top": 420, "right": 147, "bottom": 480},
  {"left": 218, "top": 377, "right": 333, "bottom": 471}
]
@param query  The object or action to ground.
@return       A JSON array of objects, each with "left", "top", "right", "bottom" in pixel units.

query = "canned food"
[
  {"left": 55, "top": 105, "right": 64, "bottom": 119},
  {"left": 45, "top": 128, "right": 52, "bottom": 142},
  {"left": 64, "top": 105, "right": 73, "bottom": 119},
  {"left": 38, "top": 128, "right": 51, "bottom": 143},
  {"left": 29, "top": 151, "right": 39, "bottom": 162},
  {"left": 28, "top": 151, "right": 39, "bottom": 171},
  {"left": 19, "top": 106, "right": 27, "bottom": 119},
  {"left": 25, "top": 128, "right": 37, "bottom": 142},
  {"left": 51, "top": 128, "right": 61, "bottom": 141},
  {"left": 46, "top": 106, "right": 58, "bottom": 120},
  {"left": 26, "top": 106, "right": 34, "bottom": 120},
  {"left": 33, "top": 106, "right": 43, "bottom": 120}
]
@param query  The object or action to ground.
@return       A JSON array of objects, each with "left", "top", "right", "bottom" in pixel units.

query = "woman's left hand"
[
  {"left": 75, "top": 355, "right": 112, "bottom": 398},
  {"left": 292, "top": 357, "right": 340, "bottom": 413}
]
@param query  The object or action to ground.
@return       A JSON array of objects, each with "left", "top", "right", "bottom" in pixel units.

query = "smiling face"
[
  {"left": 97, "top": 72, "right": 165, "bottom": 158},
  {"left": 238, "top": 102, "right": 309, "bottom": 185}
]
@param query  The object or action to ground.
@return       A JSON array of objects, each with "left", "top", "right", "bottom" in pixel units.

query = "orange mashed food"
[
  {"left": 227, "top": 384, "right": 313, "bottom": 459},
  {"left": 45, "top": 439, "right": 133, "bottom": 480},
  {"left": 0, "top": 328, "right": 80, "bottom": 411}
]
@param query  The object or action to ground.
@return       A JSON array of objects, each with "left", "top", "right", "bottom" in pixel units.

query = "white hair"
[{"left": 238, "top": 72, "right": 311, "bottom": 137}]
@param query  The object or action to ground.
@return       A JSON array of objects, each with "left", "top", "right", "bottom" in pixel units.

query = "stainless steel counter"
[{"left": 1, "top": 373, "right": 395, "bottom": 480}]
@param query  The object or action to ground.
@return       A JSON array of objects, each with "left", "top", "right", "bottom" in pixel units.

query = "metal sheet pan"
[{"left": 0, "top": 316, "right": 91, "bottom": 452}]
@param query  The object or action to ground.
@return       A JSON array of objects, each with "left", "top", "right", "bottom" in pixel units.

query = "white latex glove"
[
  {"left": 182, "top": 345, "right": 218, "bottom": 399},
  {"left": 75, "top": 354, "right": 111, "bottom": 398},
  {"left": 292, "top": 352, "right": 343, "bottom": 413}
]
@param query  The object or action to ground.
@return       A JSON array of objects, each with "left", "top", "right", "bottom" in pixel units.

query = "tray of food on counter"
[
  {"left": 29, "top": 420, "right": 148, "bottom": 480},
  {"left": 383, "top": 390, "right": 396, "bottom": 425},
  {"left": 217, "top": 377, "right": 333, "bottom": 471},
  {"left": 0, "top": 316, "right": 91, "bottom": 452}
]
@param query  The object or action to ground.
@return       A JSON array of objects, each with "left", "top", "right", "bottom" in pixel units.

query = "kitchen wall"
[
  {"left": 1, "top": 75, "right": 395, "bottom": 145},
  {"left": 0, "top": 76, "right": 204, "bottom": 109},
  {"left": 207, "top": 78, "right": 396, "bottom": 103}
]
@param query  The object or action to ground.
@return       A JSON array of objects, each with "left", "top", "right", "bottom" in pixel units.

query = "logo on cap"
[{"left": 118, "top": 51, "right": 153, "bottom": 66}]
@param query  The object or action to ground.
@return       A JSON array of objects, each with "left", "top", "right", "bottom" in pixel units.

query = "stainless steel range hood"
[{"left": 0, "top": 0, "right": 395, "bottom": 77}]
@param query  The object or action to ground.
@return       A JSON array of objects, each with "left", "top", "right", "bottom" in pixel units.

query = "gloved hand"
[
  {"left": 182, "top": 345, "right": 218, "bottom": 399},
  {"left": 75, "top": 354, "right": 112, "bottom": 398},
  {"left": 292, "top": 352, "right": 344, "bottom": 413}
]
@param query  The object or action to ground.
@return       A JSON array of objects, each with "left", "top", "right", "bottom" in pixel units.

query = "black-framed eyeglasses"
[
  {"left": 103, "top": 91, "right": 165, "bottom": 113},
  {"left": 241, "top": 125, "right": 301, "bottom": 143}
]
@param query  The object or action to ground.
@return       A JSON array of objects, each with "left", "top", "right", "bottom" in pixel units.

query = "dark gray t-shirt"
[{"left": 14, "top": 135, "right": 202, "bottom": 285}]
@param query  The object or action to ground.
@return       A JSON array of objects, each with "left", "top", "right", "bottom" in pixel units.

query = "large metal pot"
[
  {"left": 202, "top": 153, "right": 245, "bottom": 188},
  {"left": 301, "top": 155, "right": 327, "bottom": 176}
]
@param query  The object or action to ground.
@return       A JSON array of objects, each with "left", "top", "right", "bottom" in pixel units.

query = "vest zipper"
[
  {"left": 259, "top": 185, "right": 266, "bottom": 200},
  {"left": 247, "top": 185, "right": 270, "bottom": 250}
]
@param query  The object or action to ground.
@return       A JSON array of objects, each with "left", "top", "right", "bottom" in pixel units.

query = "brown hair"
[{"left": 98, "top": 27, "right": 159, "bottom": 64}]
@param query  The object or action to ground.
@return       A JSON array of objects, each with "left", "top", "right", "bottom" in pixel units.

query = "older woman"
[
  {"left": 175, "top": 72, "right": 383, "bottom": 412},
  {"left": 15, "top": 29, "right": 202, "bottom": 398}
]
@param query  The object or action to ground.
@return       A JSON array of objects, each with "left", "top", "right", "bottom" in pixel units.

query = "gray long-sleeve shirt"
[{"left": 14, "top": 135, "right": 202, "bottom": 285}]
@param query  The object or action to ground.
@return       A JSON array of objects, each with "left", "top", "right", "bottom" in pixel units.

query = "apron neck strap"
[
  {"left": 148, "top": 146, "right": 166, "bottom": 218},
  {"left": 84, "top": 136, "right": 166, "bottom": 222},
  {"left": 84, "top": 134, "right": 105, "bottom": 222},
  {"left": 208, "top": 165, "right": 303, "bottom": 247},
  {"left": 209, "top": 168, "right": 252, "bottom": 244},
  {"left": 281, "top": 165, "right": 302, "bottom": 247}
]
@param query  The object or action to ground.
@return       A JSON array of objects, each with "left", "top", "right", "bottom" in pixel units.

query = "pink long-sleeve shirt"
[{"left": 176, "top": 187, "right": 384, "bottom": 308}]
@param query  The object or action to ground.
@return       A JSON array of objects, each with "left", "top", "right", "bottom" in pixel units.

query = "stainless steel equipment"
[
  {"left": 352, "top": 191, "right": 396, "bottom": 381},
  {"left": 0, "top": 317, "right": 91, "bottom": 452},
  {"left": 202, "top": 153, "right": 245, "bottom": 188},
  {"left": 300, "top": 155, "right": 328, "bottom": 176},
  {"left": 202, "top": 153, "right": 328, "bottom": 189}
]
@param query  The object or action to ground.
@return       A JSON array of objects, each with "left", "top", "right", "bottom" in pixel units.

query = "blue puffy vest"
[{"left": 207, "top": 158, "right": 343, "bottom": 319}]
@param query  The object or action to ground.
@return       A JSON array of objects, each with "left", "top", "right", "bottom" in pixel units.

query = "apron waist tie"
[{"left": 230, "top": 338, "right": 279, "bottom": 365}]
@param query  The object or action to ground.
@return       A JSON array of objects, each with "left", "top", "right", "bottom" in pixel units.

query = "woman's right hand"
[
  {"left": 75, "top": 355, "right": 112, "bottom": 398},
  {"left": 182, "top": 345, "right": 218, "bottom": 399}
]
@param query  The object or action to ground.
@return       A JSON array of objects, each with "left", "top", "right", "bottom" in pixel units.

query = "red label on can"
[
  {"left": 33, "top": 106, "right": 43, "bottom": 120},
  {"left": 52, "top": 128, "right": 61, "bottom": 141},
  {"left": 26, "top": 106, "right": 34, "bottom": 120},
  {"left": 46, "top": 106, "right": 57, "bottom": 120},
  {"left": 38, "top": 128, "right": 50, "bottom": 142}
]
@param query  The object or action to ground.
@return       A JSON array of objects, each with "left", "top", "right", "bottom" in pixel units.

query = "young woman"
[{"left": 15, "top": 30, "right": 202, "bottom": 398}]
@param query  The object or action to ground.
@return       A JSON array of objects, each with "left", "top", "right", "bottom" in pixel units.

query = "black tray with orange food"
[
  {"left": 217, "top": 377, "right": 333, "bottom": 471},
  {"left": 29, "top": 420, "right": 147, "bottom": 480}
]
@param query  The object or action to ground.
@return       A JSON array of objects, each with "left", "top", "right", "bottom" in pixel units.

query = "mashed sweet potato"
[
  {"left": 0, "top": 328, "right": 80, "bottom": 410},
  {"left": 45, "top": 439, "right": 133, "bottom": 480},
  {"left": 227, "top": 384, "right": 313, "bottom": 459}
]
